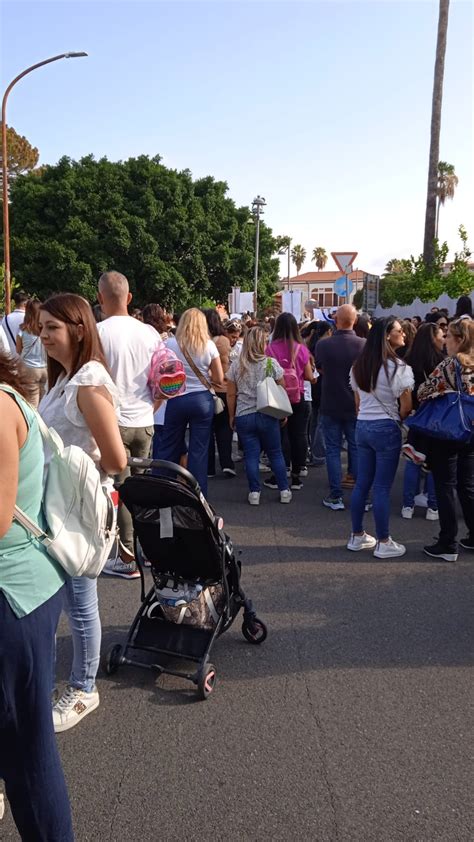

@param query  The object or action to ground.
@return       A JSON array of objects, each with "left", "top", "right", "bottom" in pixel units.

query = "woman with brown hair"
[
  {"left": 417, "top": 319, "right": 474, "bottom": 561},
  {"left": 16, "top": 298, "right": 48, "bottom": 406},
  {"left": 38, "top": 293, "right": 127, "bottom": 732},
  {"left": 0, "top": 351, "right": 74, "bottom": 839}
]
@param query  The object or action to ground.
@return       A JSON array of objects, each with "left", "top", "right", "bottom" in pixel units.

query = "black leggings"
[{"left": 281, "top": 398, "right": 311, "bottom": 475}]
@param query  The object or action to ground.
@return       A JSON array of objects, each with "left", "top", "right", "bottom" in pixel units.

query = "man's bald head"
[
  {"left": 335, "top": 304, "right": 357, "bottom": 330},
  {"left": 98, "top": 271, "right": 131, "bottom": 316}
]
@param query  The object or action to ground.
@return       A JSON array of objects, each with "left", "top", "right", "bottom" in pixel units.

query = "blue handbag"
[{"left": 405, "top": 362, "right": 474, "bottom": 443}]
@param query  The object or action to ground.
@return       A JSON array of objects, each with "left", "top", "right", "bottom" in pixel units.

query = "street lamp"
[
  {"left": 1, "top": 52, "right": 88, "bottom": 313},
  {"left": 251, "top": 195, "right": 266, "bottom": 316}
]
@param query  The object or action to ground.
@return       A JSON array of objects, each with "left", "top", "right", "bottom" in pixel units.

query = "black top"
[{"left": 315, "top": 330, "right": 366, "bottom": 419}]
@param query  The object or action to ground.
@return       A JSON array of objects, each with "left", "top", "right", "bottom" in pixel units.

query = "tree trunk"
[
  {"left": 435, "top": 197, "right": 441, "bottom": 239},
  {"left": 423, "top": 0, "right": 450, "bottom": 268}
]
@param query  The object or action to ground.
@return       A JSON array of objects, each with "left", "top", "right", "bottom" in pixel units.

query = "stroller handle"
[{"left": 127, "top": 457, "right": 201, "bottom": 492}]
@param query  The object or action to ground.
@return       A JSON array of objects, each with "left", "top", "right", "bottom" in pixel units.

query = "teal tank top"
[{"left": 0, "top": 385, "right": 65, "bottom": 617}]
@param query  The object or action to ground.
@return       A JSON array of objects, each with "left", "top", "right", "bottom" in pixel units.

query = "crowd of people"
[{"left": 0, "top": 276, "right": 473, "bottom": 839}]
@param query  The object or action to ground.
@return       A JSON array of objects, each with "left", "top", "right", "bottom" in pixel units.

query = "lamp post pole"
[
  {"left": 1, "top": 52, "right": 87, "bottom": 313},
  {"left": 251, "top": 195, "right": 266, "bottom": 317}
]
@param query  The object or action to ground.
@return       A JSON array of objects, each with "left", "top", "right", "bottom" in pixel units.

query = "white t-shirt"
[
  {"left": 350, "top": 359, "right": 414, "bottom": 421},
  {"left": 1, "top": 310, "right": 25, "bottom": 354},
  {"left": 166, "top": 336, "right": 219, "bottom": 395},
  {"left": 97, "top": 316, "right": 162, "bottom": 427},
  {"left": 0, "top": 324, "right": 10, "bottom": 355},
  {"left": 39, "top": 360, "right": 118, "bottom": 487}
]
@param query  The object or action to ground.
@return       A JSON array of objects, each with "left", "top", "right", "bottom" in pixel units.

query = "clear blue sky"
[{"left": 1, "top": 0, "right": 472, "bottom": 278}]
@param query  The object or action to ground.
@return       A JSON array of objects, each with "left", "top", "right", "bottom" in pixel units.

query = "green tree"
[
  {"left": 4, "top": 155, "right": 280, "bottom": 310},
  {"left": 436, "top": 160, "right": 458, "bottom": 237},
  {"left": 380, "top": 227, "right": 471, "bottom": 307},
  {"left": 312, "top": 246, "right": 327, "bottom": 271},
  {"left": 423, "top": 0, "right": 450, "bottom": 267},
  {"left": 291, "top": 244, "right": 306, "bottom": 275},
  {"left": 0, "top": 125, "right": 39, "bottom": 190},
  {"left": 353, "top": 288, "right": 363, "bottom": 310}
]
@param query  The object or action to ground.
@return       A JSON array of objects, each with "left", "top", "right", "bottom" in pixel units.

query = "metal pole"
[
  {"left": 287, "top": 239, "right": 291, "bottom": 290},
  {"left": 1, "top": 52, "right": 87, "bottom": 313},
  {"left": 253, "top": 206, "right": 260, "bottom": 316},
  {"left": 346, "top": 272, "right": 349, "bottom": 302}
]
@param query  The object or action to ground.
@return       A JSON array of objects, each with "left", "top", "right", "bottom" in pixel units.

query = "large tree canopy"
[{"left": 4, "top": 154, "right": 279, "bottom": 310}]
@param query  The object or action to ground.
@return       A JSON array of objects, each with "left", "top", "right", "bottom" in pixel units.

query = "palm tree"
[
  {"left": 291, "top": 244, "right": 306, "bottom": 275},
  {"left": 423, "top": 0, "right": 450, "bottom": 268},
  {"left": 436, "top": 160, "right": 458, "bottom": 237},
  {"left": 312, "top": 247, "right": 327, "bottom": 271},
  {"left": 384, "top": 258, "right": 411, "bottom": 275}
]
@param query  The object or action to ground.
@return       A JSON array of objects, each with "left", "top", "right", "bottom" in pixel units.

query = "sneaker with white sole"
[
  {"left": 373, "top": 538, "right": 406, "bottom": 559},
  {"left": 258, "top": 462, "right": 271, "bottom": 473},
  {"left": 53, "top": 685, "right": 100, "bottom": 733},
  {"left": 263, "top": 476, "right": 278, "bottom": 489},
  {"left": 223, "top": 467, "right": 236, "bottom": 477},
  {"left": 423, "top": 542, "right": 458, "bottom": 562},
  {"left": 401, "top": 506, "right": 414, "bottom": 519},
  {"left": 102, "top": 556, "right": 140, "bottom": 579},
  {"left": 347, "top": 532, "right": 377, "bottom": 551},
  {"left": 426, "top": 508, "right": 439, "bottom": 521},
  {"left": 248, "top": 491, "right": 261, "bottom": 505},
  {"left": 300, "top": 467, "right": 308, "bottom": 477},
  {"left": 402, "top": 443, "right": 426, "bottom": 465},
  {"left": 280, "top": 490, "right": 292, "bottom": 504},
  {"left": 322, "top": 496, "right": 345, "bottom": 511}
]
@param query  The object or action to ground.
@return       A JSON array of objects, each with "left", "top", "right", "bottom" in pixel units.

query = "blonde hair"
[
  {"left": 238, "top": 326, "right": 267, "bottom": 377},
  {"left": 448, "top": 318, "right": 474, "bottom": 368},
  {"left": 176, "top": 308, "right": 209, "bottom": 355}
]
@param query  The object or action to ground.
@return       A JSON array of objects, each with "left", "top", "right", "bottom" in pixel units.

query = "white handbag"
[
  {"left": 13, "top": 414, "right": 117, "bottom": 578},
  {"left": 257, "top": 359, "right": 293, "bottom": 419}
]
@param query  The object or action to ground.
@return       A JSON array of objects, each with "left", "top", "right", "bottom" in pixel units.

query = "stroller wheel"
[
  {"left": 242, "top": 618, "right": 267, "bottom": 645},
  {"left": 105, "top": 644, "right": 122, "bottom": 675},
  {"left": 197, "top": 663, "right": 217, "bottom": 700}
]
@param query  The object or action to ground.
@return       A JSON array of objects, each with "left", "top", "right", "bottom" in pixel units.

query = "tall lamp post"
[
  {"left": 251, "top": 195, "right": 266, "bottom": 316},
  {"left": 1, "top": 52, "right": 87, "bottom": 313}
]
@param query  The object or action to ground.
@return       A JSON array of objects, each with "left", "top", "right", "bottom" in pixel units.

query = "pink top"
[{"left": 266, "top": 340, "right": 310, "bottom": 395}]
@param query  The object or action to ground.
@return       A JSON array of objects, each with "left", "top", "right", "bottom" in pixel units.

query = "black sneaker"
[
  {"left": 291, "top": 475, "right": 303, "bottom": 490},
  {"left": 423, "top": 542, "right": 458, "bottom": 562},
  {"left": 459, "top": 536, "right": 474, "bottom": 551},
  {"left": 263, "top": 475, "right": 278, "bottom": 489}
]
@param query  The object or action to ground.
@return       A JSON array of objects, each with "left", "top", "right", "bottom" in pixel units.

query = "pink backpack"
[
  {"left": 270, "top": 343, "right": 301, "bottom": 404},
  {"left": 148, "top": 346, "right": 187, "bottom": 400}
]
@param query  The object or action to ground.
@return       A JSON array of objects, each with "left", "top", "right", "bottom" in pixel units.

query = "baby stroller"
[{"left": 104, "top": 459, "right": 267, "bottom": 699}]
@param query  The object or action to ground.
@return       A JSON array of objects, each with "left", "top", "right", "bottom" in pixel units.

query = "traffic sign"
[
  {"left": 331, "top": 251, "right": 358, "bottom": 274},
  {"left": 334, "top": 276, "right": 354, "bottom": 297}
]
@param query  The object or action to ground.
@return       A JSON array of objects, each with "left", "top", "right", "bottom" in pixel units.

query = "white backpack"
[{"left": 14, "top": 413, "right": 117, "bottom": 578}]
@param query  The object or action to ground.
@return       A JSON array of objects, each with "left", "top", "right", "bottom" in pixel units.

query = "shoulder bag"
[
  {"left": 179, "top": 343, "right": 225, "bottom": 414},
  {"left": 405, "top": 362, "right": 474, "bottom": 443}
]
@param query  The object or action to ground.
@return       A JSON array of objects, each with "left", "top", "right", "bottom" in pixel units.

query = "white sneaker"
[
  {"left": 103, "top": 552, "right": 140, "bottom": 579},
  {"left": 300, "top": 467, "right": 308, "bottom": 477},
  {"left": 401, "top": 506, "right": 414, "bottom": 519},
  {"left": 233, "top": 452, "right": 243, "bottom": 462},
  {"left": 258, "top": 462, "right": 271, "bottom": 473},
  {"left": 53, "top": 685, "right": 100, "bottom": 733},
  {"left": 248, "top": 491, "right": 261, "bottom": 505},
  {"left": 347, "top": 532, "right": 377, "bottom": 551},
  {"left": 280, "top": 490, "right": 292, "bottom": 504},
  {"left": 426, "top": 508, "right": 439, "bottom": 521},
  {"left": 373, "top": 538, "right": 406, "bottom": 559}
]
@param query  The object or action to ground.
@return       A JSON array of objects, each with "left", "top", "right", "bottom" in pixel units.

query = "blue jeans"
[
  {"left": 309, "top": 409, "right": 326, "bottom": 461},
  {"left": 0, "top": 588, "right": 74, "bottom": 841},
  {"left": 403, "top": 461, "right": 437, "bottom": 509},
  {"left": 321, "top": 415, "right": 358, "bottom": 498},
  {"left": 351, "top": 419, "right": 402, "bottom": 540},
  {"left": 156, "top": 390, "right": 214, "bottom": 496},
  {"left": 236, "top": 412, "right": 289, "bottom": 492},
  {"left": 63, "top": 575, "right": 101, "bottom": 693}
]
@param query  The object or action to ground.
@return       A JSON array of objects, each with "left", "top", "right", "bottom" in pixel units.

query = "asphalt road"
[{"left": 3, "top": 459, "right": 474, "bottom": 841}]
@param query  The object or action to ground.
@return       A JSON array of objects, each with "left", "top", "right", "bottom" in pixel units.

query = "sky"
[{"left": 1, "top": 0, "right": 473, "bottom": 280}]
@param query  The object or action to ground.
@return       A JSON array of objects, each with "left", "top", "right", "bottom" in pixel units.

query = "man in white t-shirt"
[
  {"left": 97, "top": 271, "right": 162, "bottom": 578},
  {"left": 1, "top": 290, "right": 28, "bottom": 355}
]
